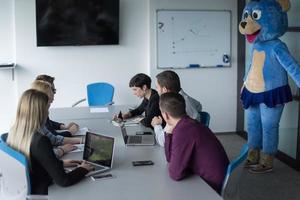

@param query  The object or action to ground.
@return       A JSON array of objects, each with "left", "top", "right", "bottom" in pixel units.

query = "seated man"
[
  {"left": 160, "top": 92, "right": 229, "bottom": 193},
  {"left": 151, "top": 70, "right": 202, "bottom": 146},
  {"left": 120, "top": 73, "right": 162, "bottom": 128},
  {"left": 36, "top": 74, "right": 79, "bottom": 137}
]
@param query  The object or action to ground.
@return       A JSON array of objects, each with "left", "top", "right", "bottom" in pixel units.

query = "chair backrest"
[
  {"left": 221, "top": 143, "right": 248, "bottom": 197},
  {"left": 0, "top": 141, "right": 31, "bottom": 200},
  {"left": 0, "top": 133, "right": 8, "bottom": 143},
  {"left": 87, "top": 82, "right": 114, "bottom": 106},
  {"left": 199, "top": 111, "right": 210, "bottom": 127}
]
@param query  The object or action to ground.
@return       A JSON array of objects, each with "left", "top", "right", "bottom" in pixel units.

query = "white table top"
[{"left": 48, "top": 106, "right": 222, "bottom": 200}]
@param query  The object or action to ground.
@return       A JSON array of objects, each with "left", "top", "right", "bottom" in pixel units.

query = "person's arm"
[
  {"left": 48, "top": 118, "right": 64, "bottom": 130},
  {"left": 165, "top": 132, "right": 195, "bottom": 181},
  {"left": 63, "top": 137, "right": 82, "bottom": 145},
  {"left": 129, "top": 99, "right": 147, "bottom": 117},
  {"left": 53, "top": 148, "right": 63, "bottom": 158},
  {"left": 41, "top": 127, "right": 64, "bottom": 146},
  {"left": 274, "top": 42, "right": 300, "bottom": 87},
  {"left": 32, "top": 136, "right": 88, "bottom": 187},
  {"left": 154, "top": 125, "right": 165, "bottom": 147},
  {"left": 141, "top": 98, "right": 161, "bottom": 127}
]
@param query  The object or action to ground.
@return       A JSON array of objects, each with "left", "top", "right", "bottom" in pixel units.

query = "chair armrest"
[
  {"left": 27, "top": 195, "right": 48, "bottom": 200},
  {"left": 72, "top": 98, "right": 86, "bottom": 107}
]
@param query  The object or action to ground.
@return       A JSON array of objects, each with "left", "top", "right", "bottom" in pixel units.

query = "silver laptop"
[
  {"left": 83, "top": 132, "right": 115, "bottom": 176},
  {"left": 120, "top": 126, "right": 155, "bottom": 146}
]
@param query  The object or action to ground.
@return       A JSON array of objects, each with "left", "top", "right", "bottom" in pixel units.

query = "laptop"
[
  {"left": 83, "top": 132, "right": 115, "bottom": 176},
  {"left": 120, "top": 126, "right": 155, "bottom": 146}
]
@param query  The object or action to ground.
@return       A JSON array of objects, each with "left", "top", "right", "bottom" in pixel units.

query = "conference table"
[{"left": 49, "top": 106, "right": 223, "bottom": 200}]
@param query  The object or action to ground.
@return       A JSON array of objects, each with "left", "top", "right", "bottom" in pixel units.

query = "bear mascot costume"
[{"left": 239, "top": 0, "right": 300, "bottom": 173}]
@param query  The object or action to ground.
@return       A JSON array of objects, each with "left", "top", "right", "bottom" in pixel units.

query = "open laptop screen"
[
  {"left": 120, "top": 126, "right": 128, "bottom": 144},
  {"left": 83, "top": 132, "right": 114, "bottom": 167}
]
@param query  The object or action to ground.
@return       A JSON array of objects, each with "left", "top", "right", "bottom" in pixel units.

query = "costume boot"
[
  {"left": 249, "top": 152, "right": 273, "bottom": 174},
  {"left": 244, "top": 148, "right": 260, "bottom": 168}
]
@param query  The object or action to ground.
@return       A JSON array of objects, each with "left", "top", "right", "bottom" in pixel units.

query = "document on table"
[
  {"left": 111, "top": 116, "right": 144, "bottom": 127},
  {"left": 90, "top": 107, "right": 109, "bottom": 113}
]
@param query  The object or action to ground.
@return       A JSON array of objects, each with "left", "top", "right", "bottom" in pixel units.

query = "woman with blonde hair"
[
  {"left": 7, "top": 89, "right": 93, "bottom": 194},
  {"left": 31, "top": 80, "right": 82, "bottom": 151}
]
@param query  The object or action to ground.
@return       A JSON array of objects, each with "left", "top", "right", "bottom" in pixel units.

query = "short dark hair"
[
  {"left": 35, "top": 74, "right": 56, "bottom": 94},
  {"left": 159, "top": 92, "right": 186, "bottom": 118},
  {"left": 129, "top": 73, "right": 151, "bottom": 89},
  {"left": 156, "top": 70, "right": 181, "bottom": 93},
  {"left": 36, "top": 74, "right": 55, "bottom": 84}
]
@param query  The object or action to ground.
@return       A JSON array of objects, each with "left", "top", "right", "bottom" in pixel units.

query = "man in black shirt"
[{"left": 120, "top": 73, "right": 162, "bottom": 128}]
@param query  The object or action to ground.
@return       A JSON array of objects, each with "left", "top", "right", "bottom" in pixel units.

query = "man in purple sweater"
[{"left": 160, "top": 92, "right": 229, "bottom": 193}]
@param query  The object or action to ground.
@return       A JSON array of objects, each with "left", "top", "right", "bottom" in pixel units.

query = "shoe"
[
  {"left": 249, "top": 153, "right": 274, "bottom": 174},
  {"left": 244, "top": 159, "right": 259, "bottom": 168},
  {"left": 244, "top": 148, "right": 260, "bottom": 168},
  {"left": 249, "top": 164, "right": 273, "bottom": 174}
]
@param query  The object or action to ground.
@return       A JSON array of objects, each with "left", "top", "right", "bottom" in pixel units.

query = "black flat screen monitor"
[{"left": 36, "top": 0, "right": 119, "bottom": 46}]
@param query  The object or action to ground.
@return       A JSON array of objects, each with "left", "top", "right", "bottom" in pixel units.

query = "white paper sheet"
[{"left": 90, "top": 107, "right": 109, "bottom": 113}]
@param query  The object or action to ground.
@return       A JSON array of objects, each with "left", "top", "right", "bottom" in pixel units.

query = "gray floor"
[{"left": 217, "top": 134, "right": 300, "bottom": 200}]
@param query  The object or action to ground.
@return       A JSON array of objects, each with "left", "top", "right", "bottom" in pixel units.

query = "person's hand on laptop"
[
  {"left": 63, "top": 159, "right": 82, "bottom": 167},
  {"left": 78, "top": 161, "right": 95, "bottom": 172},
  {"left": 61, "top": 144, "right": 77, "bottom": 154},
  {"left": 151, "top": 116, "right": 163, "bottom": 127}
]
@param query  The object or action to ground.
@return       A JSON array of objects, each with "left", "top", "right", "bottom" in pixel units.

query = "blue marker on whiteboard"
[{"left": 189, "top": 64, "right": 200, "bottom": 68}]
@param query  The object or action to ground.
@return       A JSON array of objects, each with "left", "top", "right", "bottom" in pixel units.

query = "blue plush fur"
[
  {"left": 244, "top": 0, "right": 288, "bottom": 42},
  {"left": 239, "top": 0, "right": 300, "bottom": 156}
]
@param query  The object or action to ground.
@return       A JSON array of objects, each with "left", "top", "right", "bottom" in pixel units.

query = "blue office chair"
[
  {"left": 0, "top": 139, "right": 48, "bottom": 200},
  {"left": 0, "top": 133, "right": 8, "bottom": 143},
  {"left": 72, "top": 82, "right": 115, "bottom": 107},
  {"left": 199, "top": 111, "right": 210, "bottom": 127},
  {"left": 221, "top": 143, "right": 248, "bottom": 198}
]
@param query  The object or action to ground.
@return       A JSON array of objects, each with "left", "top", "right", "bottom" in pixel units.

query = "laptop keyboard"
[
  {"left": 128, "top": 135, "right": 142, "bottom": 144},
  {"left": 92, "top": 164, "right": 106, "bottom": 171}
]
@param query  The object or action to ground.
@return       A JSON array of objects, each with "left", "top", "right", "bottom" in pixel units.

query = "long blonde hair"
[{"left": 7, "top": 89, "right": 49, "bottom": 160}]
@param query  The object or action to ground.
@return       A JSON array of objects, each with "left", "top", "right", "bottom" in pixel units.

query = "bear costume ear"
[{"left": 277, "top": 0, "right": 290, "bottom": 12}]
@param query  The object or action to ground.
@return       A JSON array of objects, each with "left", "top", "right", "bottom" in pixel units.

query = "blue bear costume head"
[{"left": 239, "top": 0, "right": 290, "bottom": 43}]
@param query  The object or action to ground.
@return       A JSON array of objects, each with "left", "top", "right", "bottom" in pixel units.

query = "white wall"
[
  {"left": 14, "top": 0, "right": 149, "bottom": 108},
  {"left": 150, "top": 0, "right": 238, "bottom": 132},
  {"left": 1, "top": 0, "right": 238, "bottom": 133},
  {"left": 0, "top": 0, "right": 17, "bottom": 133}
]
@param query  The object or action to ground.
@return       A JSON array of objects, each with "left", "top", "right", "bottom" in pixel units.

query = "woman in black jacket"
[{"left": 7, "top": 89, "right": 94, "bottom": 194}]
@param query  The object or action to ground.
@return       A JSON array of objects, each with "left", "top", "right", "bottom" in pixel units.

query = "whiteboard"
[{"left": 156, "top": 10, "right": 231, "bottom": 69}]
